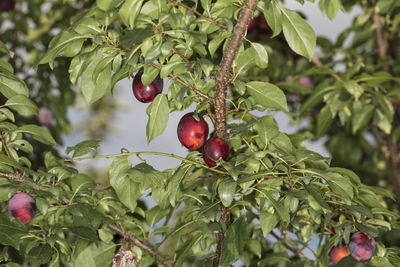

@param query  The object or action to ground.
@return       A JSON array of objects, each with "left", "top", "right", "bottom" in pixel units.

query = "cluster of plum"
[
  {"left": 132, "top": 71, "right": 229, "bottom": 167},
  {"left": 330, "top": 232, "right": 376, "bottom": 264}
]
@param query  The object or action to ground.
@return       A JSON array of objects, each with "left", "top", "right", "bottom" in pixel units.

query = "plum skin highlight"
[
  {"left": 203, "top": 137, "right": 229, "bottom": 167},
  {"left": 177, "top": 112, "right": 209, "bottom": 150},
  {"left": 132, "top": 70, "right": 163, "bottom": 103},
  {"left": 8, "top": 192, "right": 36, "bottom": 224}
]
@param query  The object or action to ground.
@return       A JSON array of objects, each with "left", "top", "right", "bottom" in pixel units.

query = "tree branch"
[
  {"left": 0, "top": 170, "right": 174, "bottom": 266},
  {"left": 150, "top": 63, "right": 213, "bottom": 102},
  {"left": 214, "top": 0, "right": 259, "bottom": 140},
  {"left": 170, "top": 0, "right": 227, "bottom": 29},
  {"left": 108, "top": 224, "right": 173, "bottom": 267},
  {"left": 212, "top": 0, "right": 259, "bottom": 266},
  {"left": 270, "top": 230, "right": 306, "bottom": 259},
  {"left": 0, "top": 133, "right": 19, "bottom": 174}
]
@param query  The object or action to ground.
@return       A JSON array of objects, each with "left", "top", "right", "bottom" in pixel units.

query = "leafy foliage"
[{"left": 0, "top": 0, "right": 399, "bottom": 266}]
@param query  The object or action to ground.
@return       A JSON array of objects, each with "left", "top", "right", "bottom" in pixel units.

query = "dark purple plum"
[
  {"left": 203, "top": 137, "right": 229, "bottom": 167},
  {"left": 349, "top": 232, "right": 376, "bottom": 262},
  {"left": 8, "top": 192, "right": 36, "bottom": 224},
  {"left": 0, "top": 0, "right": 14, "bottom": 11},
  {"left": 132, "top": 70, "right": 163, "bottom": 103},
  {"left": 177, "top": 113, "right": 209, "bottom": 150}
]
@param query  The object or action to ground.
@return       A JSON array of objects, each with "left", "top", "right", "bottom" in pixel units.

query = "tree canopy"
[{"left": 0, "top": 0, "right": 399, "bottom": 266}]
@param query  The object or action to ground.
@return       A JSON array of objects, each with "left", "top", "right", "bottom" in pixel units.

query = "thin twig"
[
  {"left": 170, "top": 0, "right": 227, "bottom": 29},
  {"left": 270, "top": 230, "right": 305, "bottom": 259},
  {"left": 150, "top": 63, "right": 213, "bottom": 102},
  {"left": 154, "top": 26, "right": 190, "bottom": 63},
  {"left": 1, "top": 134, "right": 20, "bottom": 174},
  {"left": 108, "top": 224, "right": 173, "bottom": 267}
]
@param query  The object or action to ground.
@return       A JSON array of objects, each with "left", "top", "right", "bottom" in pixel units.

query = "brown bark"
[{"left": 212, "top": 0, "right": 259, "bottom": 266}]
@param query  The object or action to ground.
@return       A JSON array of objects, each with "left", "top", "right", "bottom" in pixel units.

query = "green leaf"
[
  {"left": 0, "top": 154, "right": 22, "bottom": 171},
  {"left": 65, "top": 140, "right": 101, "bottom": 158},
  {"left": 0, "top": 73, "right": 29, "bottom": 98},
  {"left": 96, "top": 0, "right": 115, "bottom": 11},
  {"left": 80, "top": 60, "right": 112, "bottom": 105},
  {"left": 262, "top": 0, "right": 282, "bottom": 37},
  {"left": 69, "top": 226, "right": 99, "bottom": 242},
  {"left": 0, "top": 214, "right": 28, "bottom": 249},
  {"left": 343, "top": 80, "right": 364, "bottom": 100},
  {"left": 5, "top": 95, "right": 38, "bottom": 116},
  {"left": 109, "top": 157, "right": 140, "bottom": 212},
  {"left": 16, "top": 125, "right": 56, "bottom": 145},
  {"left": 280, "top": 8, "right": 316, "bottom": 59},
  {"left": 253, "top": 116, "right": 279, "bottom": 149},
  {"left": 167, "top": 165, "right": 194, "bottom": 206},
  {"left": 260, "top": 211, "right": 279, "bottom": 237},
  {"left": 264, "top": 191, "right": 290, "bottom": 223},
  {"left": 39, "top": 31, "right": 92, "bottom": 68},
  {"left": 352, "top": 104, "right": 374, "bottom": 134},
  {"left": 251, "top": 43, "right": 268, "bottom": 69},
  {"left": 218, "top": 180, "right": 236, "bottom": 207},
  {"left": 305, "top": 184, "right": 330, "bottom": 211},
  {"left": 319, "top": 0, "right": 342, "bottom": 20},
  {"left": 246, "top": 81, "right": 288, "bottom": 111},
  {"left": 316, "top": 105, "right": 334, "bottom": 137},
  {"left": 128, "top": 163, "right": 166, "bottom": 190},
  {"left": 74, "top": 242, "right": 116, "bottom": 267},
  {"left": 220, "top": 217, "right": 249, "bottom": 267},
  {"left": 146, "top": 94, "right": 169, "bottom": 143},
  {"left": 119, "top": 0, "right": 144, "bottom": 28}
]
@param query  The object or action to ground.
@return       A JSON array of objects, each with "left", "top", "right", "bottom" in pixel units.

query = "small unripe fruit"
[
  {"left": 8, "top": 192, "right": 36, "bottom": 224},
  {"left": 38, "top": 107, "right": 53, "bottom": 127},
  {"left": 349, "top": 232, "right": 376, "bottom": 262},
  {"left": 132, "top": 70, "right": 163, "bottom": 103},
  {"left": 0, "top": 0, "right": 14, "bottom": 11},
  {"left": 177, "top": 112, "right": 209, "bottom": 150},
  {"left": 330, "top": 244, "right": 349, "bottom": 265},
  {"left": 203, "top": 137, "right": 229, "bottom": 167}
]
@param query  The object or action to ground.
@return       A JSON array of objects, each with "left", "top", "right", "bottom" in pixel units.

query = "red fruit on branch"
[
  {"left": 203, "top": 137, "right": 229, "bottom": 167},
  {"left": 349, "top": 232, "right": 376, "bottom": 262},
  {"left": 0, "top": 0, "right": 14, "bottom": 11},
  {"left": 177, "top": 112, "right": 209, "bottom": 150},
  {"left": 38, "top": 107, "right": 53, "bottom": 127},
  {"left": 330, "top": 244, "right": 349, "bottom": 265},
  {"left": 132, "top": 70, "right": 163, "bottom": 103},
  {"left": 8, "top": 192, "right": 36, "bottom": 224}
]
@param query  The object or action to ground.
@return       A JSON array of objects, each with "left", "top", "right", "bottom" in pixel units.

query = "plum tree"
[{"left": 0, "top": 0, "right": 399, "bottom": 266}]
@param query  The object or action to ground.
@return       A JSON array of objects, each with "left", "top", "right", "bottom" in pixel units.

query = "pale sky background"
[{"left": 62, "top": 0, "right": 362, "bottom": 263}]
